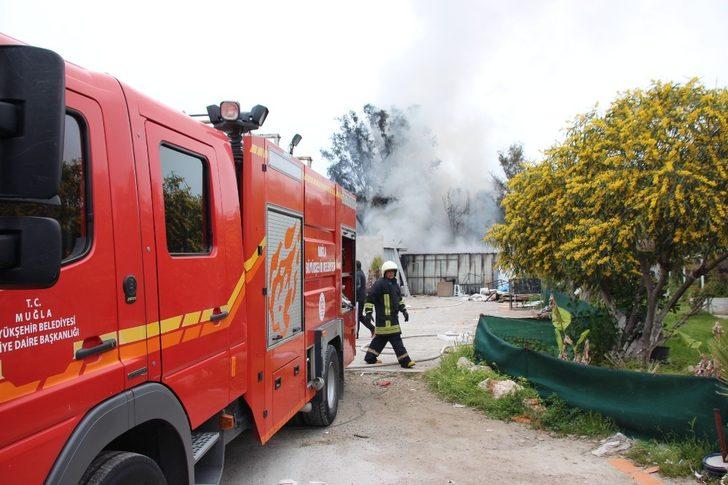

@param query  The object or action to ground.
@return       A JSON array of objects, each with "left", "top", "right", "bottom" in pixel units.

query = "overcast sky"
[{"left": 3, "top": 0, "right": 727, "bottom": 176}]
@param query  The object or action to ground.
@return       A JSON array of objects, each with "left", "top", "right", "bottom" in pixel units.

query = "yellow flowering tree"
[{"left": 489, "top": 80, "right": 728, "bottom": 362}]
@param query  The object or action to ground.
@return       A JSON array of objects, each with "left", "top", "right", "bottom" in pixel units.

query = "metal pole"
[{"left": 715, "top": 408, "right": 727, "bottom": 462}]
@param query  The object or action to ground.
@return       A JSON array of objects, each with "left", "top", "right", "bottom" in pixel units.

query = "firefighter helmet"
[{"left": 381, "top": 260, "right": 398, "bottom": 274}]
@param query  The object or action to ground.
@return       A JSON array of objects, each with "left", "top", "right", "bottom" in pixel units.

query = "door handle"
[
  {"left": 75, "top": 338, "right": 117, "bottom": 360},
  {"left": 294, "top": 365, "right": 300, "bottom": 376},
  {"left": 274, "top": 377, "right": 282, "bottom": 389},
  {"left": 210, "top": 309, "right": 229, "bottom": 322}
]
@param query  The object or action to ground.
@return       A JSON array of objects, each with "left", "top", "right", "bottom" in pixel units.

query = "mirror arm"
[{"left": 0, "top": 195, "right": 61, "bottom": 206}]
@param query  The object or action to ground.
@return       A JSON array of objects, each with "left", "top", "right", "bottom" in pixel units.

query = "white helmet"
[{"left": 381, "top": 260, "right": 398, "bottom": 273}]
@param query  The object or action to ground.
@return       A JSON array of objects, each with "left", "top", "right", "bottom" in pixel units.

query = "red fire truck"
[{"left": 0, "top": 34, "right": 358, "bottom": 484}]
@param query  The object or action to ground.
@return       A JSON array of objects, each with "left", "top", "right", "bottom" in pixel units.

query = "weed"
[
  {"left": 536, "top": 395, "right": 617, "bottom": 438},
  {"left": 627, "top": 437, "right": 712, "bottom": 477}
]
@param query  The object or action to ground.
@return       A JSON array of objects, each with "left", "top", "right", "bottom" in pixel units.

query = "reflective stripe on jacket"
[{"left": 364, "top": 277, "right": 406, "bottom": 335}]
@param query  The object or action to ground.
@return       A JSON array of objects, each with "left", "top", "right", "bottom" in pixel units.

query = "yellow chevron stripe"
[
  {"left": 118, "top": 325, "right": 146, "bottom": 345},
  {"left": 227, "top": 271, "right": 247, "bottom": 309},
  {"left": 3, "top": 238, "right": 268, "bottom": 405},
  {"left": 146, "top": 321, "right": 160, "bottom": 337},
  {"left": 160, "top": 315, "right": 183, "bottom": 334},
  {"left": 182, "top": 311, "right": 202, "bottom": 327},
  {"left": 244, "top": 238, "right": 266, "bottom": 272},
  {"left": 200, "top": 308, "right": 213, "bottom": 322}
]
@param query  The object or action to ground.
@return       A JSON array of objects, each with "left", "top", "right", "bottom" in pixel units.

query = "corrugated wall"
[{"left": 402, "top": 253, "right": 498, "bottom": 295}]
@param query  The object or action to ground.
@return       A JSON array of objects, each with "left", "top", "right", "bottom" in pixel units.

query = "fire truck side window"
[
  {"left": 159, "top": 144, "right": 211, "bottom": 255},
  {"left": 0, "top": 113, "right": 90, "bottom": 263}
]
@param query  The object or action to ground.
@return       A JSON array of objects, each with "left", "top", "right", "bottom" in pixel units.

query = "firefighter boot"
[{"left": 364, "top": 335, "right": 388, "bottom": 364}]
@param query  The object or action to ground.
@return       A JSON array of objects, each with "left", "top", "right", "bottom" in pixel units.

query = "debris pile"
[{"left": 591, "top": 433, "right": 633, "bottom": 457}]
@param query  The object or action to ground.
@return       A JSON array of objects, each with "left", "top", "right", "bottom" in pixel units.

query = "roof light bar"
[{"left": 220, "top": 101, "right": 240, "bottom": 122}]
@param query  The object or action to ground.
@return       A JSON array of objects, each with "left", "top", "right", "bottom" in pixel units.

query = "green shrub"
[
  {"left": 702, "top": 272, "right": 728, "bottom": 298},
  {"left": 370, "top": 256, "right": 383, "bottom": 272}
]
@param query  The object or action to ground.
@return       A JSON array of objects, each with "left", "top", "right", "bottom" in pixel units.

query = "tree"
[
  {"left": 488, "top": 80, "right": 728, "bottom": 362},
  {"left": 442, "top": 188, "right": 472, "bottom": 240},
  {"left": 492, "top": 144, "right": 526, "bottom": 221},
  {"left": 162, "top": 173, "right": 207, "bottom": 253},
  {"left": 321, "top": 104, "right": 408, "bottom": 198},
  {"left": 0, "top": 157, "right": 85, "bottom": 259}
]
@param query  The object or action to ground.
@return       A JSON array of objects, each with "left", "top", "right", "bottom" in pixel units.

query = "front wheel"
[
  {"left": 303, "top": 344, "right": 341, "bottom": 426},
  {"left": 81, "top": 451, "right": 166, "bottom": 485}
]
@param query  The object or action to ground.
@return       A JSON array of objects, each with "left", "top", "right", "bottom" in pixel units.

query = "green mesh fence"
[
  {"left": 475, "top": 314, "right": 727, "bottom": 442},
  {"left": 549, "top": 291, "right": 605, "bottom": 318},
  {"left": 485, "top": 317, "right": 557, "bottom": 353}
]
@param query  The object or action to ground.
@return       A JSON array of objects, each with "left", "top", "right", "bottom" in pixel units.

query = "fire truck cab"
[{"left": 0, "top": 37, "right": 357, "bottom": 484}]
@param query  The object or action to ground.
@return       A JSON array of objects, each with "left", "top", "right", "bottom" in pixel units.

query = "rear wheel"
[
  {"left": 303, "top": 344, "right": 341, "bottom": 426},
  {"left": 81, "top": 451, "right": 166, "bottom": 485}
]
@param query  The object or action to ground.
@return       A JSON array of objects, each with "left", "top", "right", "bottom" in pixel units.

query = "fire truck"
[{"left": 0, "top": 34, "right": 358, "bottom": 484}]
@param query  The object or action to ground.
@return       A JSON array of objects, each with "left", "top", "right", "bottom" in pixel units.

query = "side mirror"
[
  {"left": 0, "top": 217, "right": 62, "bottom": 289},
  {"left": 0, "top": 44, "right": 65, "bottom": 289},
  {"left": 0, "top": 45, "right": 65, "bottom": 201}
]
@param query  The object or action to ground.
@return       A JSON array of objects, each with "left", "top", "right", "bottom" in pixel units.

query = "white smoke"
[
  {"left": 359, "top": 0, "right": 728, "bottom": 252},
  {"left": 356, "top": 2, "right": 511, "bottom": 252},
  {"left": 358, "top": 106, "right": 499, "bottom": 252}
]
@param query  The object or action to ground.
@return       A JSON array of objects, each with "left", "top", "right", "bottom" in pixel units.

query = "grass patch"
[
  {"left": 425, "top": 346, "right": 614, "bottom": 437},
  {"left": 426, "top": 345, "right": 713, "bottom": 478},
  {"left": 663, "top": 311, "right": 727, "bottom": 373},
  {"left": 538, "top": 395, "right": 617, "bottom": 437},
  {"left": 627, "top": 437, "right": 712, "bottom": 477},
  {"left": 424, "top": 346, "right": 537, "bottom": 421}
]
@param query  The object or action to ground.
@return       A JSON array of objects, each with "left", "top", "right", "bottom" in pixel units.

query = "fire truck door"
[
  {"left": 145, "top": 122, "right": 230, "bottom": 427},
  {"left": 0, "top": 91, "right": 124, "bottom": 450}
]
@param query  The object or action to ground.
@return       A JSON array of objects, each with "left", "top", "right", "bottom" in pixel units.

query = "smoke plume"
[{"left": 355, "top": 106, "right": 499, "bottom": 252}]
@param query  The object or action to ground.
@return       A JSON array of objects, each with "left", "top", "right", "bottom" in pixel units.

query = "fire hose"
[
  {"left": 347, "top": 334, "right": 460, "bottom": 369},
  {"left": 406, "top": 300, "right": 467, "bottom": 311}
]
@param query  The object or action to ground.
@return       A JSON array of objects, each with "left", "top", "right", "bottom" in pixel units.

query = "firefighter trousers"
[{"left": 364, "top": 333, "right": 412, "bottom": 367}]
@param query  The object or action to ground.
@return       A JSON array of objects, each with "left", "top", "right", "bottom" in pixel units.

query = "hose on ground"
[
  {"left": 346, "top": 345, "right": 453, "bottom": 369},
  {"left": 406, "top": 299, "right": 467, "bottom": 311},
  {"left": 357, "top": 334, "right": 437, "bottom": 355}
]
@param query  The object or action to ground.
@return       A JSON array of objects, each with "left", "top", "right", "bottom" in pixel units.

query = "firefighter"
[
  {"left": 363, "top": 260, "right": 415, "bottom": 368},
  {"left": 356, "top": 260, "right": 375, "bottom": 338}
]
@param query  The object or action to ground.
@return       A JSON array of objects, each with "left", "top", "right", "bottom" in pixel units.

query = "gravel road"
[{"left": 222, "top": 372, "right": 685, "bottom": 484}]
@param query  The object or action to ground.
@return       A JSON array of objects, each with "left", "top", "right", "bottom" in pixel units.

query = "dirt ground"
[
  {"left": 222, "top": 297, "right": 692, "bottom": 484},
  {"left": 223, "top": 372, "right": 691, "bottom": 484}
]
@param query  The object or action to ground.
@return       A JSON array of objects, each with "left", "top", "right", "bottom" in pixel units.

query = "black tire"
[
  {"left": 303, "top": 344, "right": 341, "bottom": 426},
  {"left": 80, "top": 451, "right": 167, "bottom": 485}
]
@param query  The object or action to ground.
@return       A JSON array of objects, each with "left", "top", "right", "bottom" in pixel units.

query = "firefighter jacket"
[
  {"left": 363, "top": 277, "right": 406, "bottom": 335},
  {"left": 356, "top": 269, "right": 367, "bottom": 303}
]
